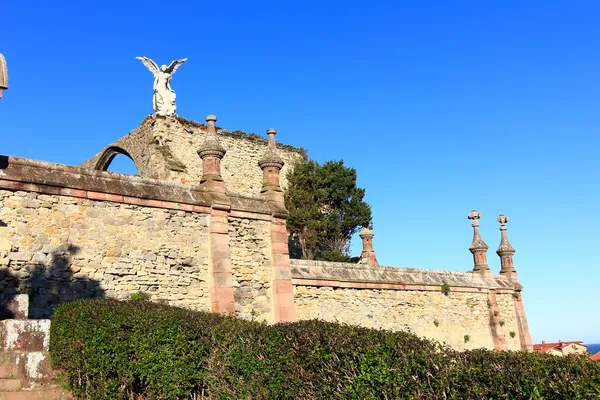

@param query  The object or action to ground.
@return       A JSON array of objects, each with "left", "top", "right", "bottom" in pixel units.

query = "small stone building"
[{"left": 0, "top": 112, "right": 533, "bottom": 352}]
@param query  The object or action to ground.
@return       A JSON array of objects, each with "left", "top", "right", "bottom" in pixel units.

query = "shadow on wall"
[{"left": 0, "top": 242, "right": 105, "bottom": 319}]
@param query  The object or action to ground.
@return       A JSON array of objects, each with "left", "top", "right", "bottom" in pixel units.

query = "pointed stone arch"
[{"left": 94, "top": 146, "right": 139, "bottom": 174}]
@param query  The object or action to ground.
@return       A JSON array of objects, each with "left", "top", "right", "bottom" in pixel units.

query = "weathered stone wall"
[
  {"left": 0, "top": 189, "right": 211, "bottom": 318},
  {"left": 1, "top": 155, "right": 532, "bottom": 352},
  {"left": 290, "top": 260, "right": 525, "bottom": 351},
  {"left": 294, "top": 286, "right": 494, "bottom": 349},
  {"left": 81, "top": 116, "right": 304, "bottom": 196},
  {"left": 229, "top": 217, "right": 273, "bottom": 322}
]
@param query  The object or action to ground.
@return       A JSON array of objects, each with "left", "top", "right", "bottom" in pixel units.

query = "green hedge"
[{"left": 50, "top": 299, "right": 600, "bottom": 399}]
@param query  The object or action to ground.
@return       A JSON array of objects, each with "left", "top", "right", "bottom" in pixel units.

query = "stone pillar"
[
  {"left": 496, "top": 214, "right": 518, "bottom": 281},
  {"left": 513, "top": 292, "right": 534, "bottom": 351},
  {"left": 198, "top": 115, "right": 235, "bottom": 315},
  {"left": 198, "top": 115, "right": 227, "bottom": 193},
  {"left": 0, "top": 53, "right": 7, "bottom": 99},
  {"left": 487, "top": 290, "right": 507, "bottom": 351},
  {"left": 468, "top": 210, "right": 490, "bottom": 275},
  {"left": 259, "top": 128, "right": 296, "bottom": 323},
  {"left": 358, "top": 227, "right": 379, "bottom": 267}
]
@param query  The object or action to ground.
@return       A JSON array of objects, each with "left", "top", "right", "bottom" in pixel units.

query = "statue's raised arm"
[{"left": 136, "top": 56, "right": 187, "bottom": 116}]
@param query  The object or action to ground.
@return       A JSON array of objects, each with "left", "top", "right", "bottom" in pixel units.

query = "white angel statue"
[{"left": 136, "top": 56, "right": 187, "bottom": 116}]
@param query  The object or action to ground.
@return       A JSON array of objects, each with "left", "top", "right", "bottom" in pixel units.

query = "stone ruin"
[{"left": 0, "top": 59, "right": 533, "bottom": 382}]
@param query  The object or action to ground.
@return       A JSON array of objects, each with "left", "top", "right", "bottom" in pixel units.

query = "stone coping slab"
[
  {"left": 290, "top": 259, "right": 520, "bottom": 291},
  {"left": 0, "top": 156, "right": 272, "bottom": 216}
]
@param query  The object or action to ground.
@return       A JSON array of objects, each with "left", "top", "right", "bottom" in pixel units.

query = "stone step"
[
  {"left": 0, "top": 320, "right": 50, "bottom": 352},
  {"left": 0, "top": 379, "right": 20, "bottom": 391},
  {"left": 0, "top": 391, "right": 69, "bottom": 400},
  {"left": 0, "top": 352, "right": 52, "bottom": 384}
]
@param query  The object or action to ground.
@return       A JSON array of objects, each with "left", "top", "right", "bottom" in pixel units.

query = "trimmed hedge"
[{"left": 50, "top": 299, "right": 600, "bottom": 399}]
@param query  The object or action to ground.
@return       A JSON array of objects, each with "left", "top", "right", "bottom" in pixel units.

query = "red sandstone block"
[
  {"left": 272, "top": 279, "right": 294, "bottom": 294},
  {"left": 86, "top": 191, "right": 107, "bottom": 201},
  {"left": 145, "top": 199, "right": 164, "bottom": 208},
  {"left": 0, "top": 378, "right": 21, "bottom": 391},
  {"left": 211, "top": 234, "right": 230, "bottom": 246},
  {"left": 178, "top": 203, "right": 194, "bottom": 211},
  {"left": 210, "top": 222, "right": 229, "bottom": 234},
  {"left": 192, "top": 205, "right": 211, "bottom": 213},
  {"left": 123, "top": 196, "right": 142, "bottom": 205},
  {"left": 272, "top": 253, "right": 290, "bottom": 267},
  {"left": 105, "top": 194, "right": 124, "bottom": 203},
  {"left": 212, "top": 272, "right": 233, "bottom": 287},
  {"left": 213, "top": 259, "right": 232, "bottom": 274},
  {"left": 0, "top": 366, "right": 12, "bottom": 378},
  {"left": 271, "top": 242, "right": 289, "bottom": 255},
  {"left": 271, "top": 231, "right": 288, "bottom": 244},
  {"left": 161, "top": 200, "right": 178, "bottom": 209},
  {"left": 69, "top": 189, "right": 88, "bottom": 198},
  {"left": 210, "top": 288, "right": 235, "bottom": 315}
]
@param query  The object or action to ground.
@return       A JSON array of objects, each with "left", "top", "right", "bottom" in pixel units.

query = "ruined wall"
[
  {"left": 81, "top": 115, "right": 304, "bottom": 195},
  {"left": 0, "top": 189, "right": 211, "bottom": 318}
]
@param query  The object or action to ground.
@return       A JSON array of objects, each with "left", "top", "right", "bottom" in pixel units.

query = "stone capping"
[
  {"left": 0, "top": 155, "right": 273, "bottom": 217},
  {"left": 290, "top": 259, "right": 520, "bottom": 292}
]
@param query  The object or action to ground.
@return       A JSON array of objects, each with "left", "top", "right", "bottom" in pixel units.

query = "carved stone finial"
[
  {"left": 468, "top": 209, "right": 490, "bottom": 273},
  {"left": 468, "top": 210, "right": 482, "bottom": 227},
  {"left": 136, "top": 56, "right": 187, "bottom": 116},
  {"left": 198, "top": 115, "right": 226, "bottom": 159},
  {"left": 258, "top": 128, "right": 284, "bottom": 170},
  {"left": 0, "top": 53, "right": 8, "bottom": 99},
  {"left": 497, "top": 214, "right": 517, "bottom": 280}
]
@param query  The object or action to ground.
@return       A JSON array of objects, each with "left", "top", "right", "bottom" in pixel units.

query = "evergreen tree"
[{"left": 285, "top": 159, "right": 372, "bottom": 260}]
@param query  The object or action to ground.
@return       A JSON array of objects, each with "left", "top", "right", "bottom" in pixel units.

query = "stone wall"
[
  {"left": 294, "top": 286, "right": 494, "bottom": 349},
  {"left": 0, "top": 189, "right": 211, "bottom": 317},
  {"left": 229, "top": 217, "right": 273, "bottom": 322},
  {"left": 0, "top": 155, "right": 532, "bottom": 352},
  {"left": 290, "top": 260, "right": 527, "bottom": 351},
  {"left": 80, "top": 115, "right": 305, "bottom": 196}
]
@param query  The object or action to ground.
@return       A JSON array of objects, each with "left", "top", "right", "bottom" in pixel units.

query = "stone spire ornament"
[
  {"left": 0, "top": 53, "right": 8, "bottom": 99},
  {"left": 136, "top": 56, "right": 187, "bottom": 116},
  {"left": 258, "top": 128, "right": 287, "bottom": 217},
  {"left": 359, "top": 227, "right": 379, "bottom": 267},
  {"left": 258, "top": 128, "right": 285, "bottom": 188},
  {"left": 497, "top": 214, "right": 517, "bottom": 280},
  {"left": 468, "top": 210, "right": 490, "bottom": 274},
  {"left": 198, "top": 115, "right": 227, "bottom": 192}
]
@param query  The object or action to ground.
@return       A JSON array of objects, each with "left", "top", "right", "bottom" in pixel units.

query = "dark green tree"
[{"left": 285, "top": 159, "right": 372, "bottom": 260}]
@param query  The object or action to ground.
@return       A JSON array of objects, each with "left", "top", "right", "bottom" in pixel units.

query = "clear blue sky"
[{"left": 1, "top": 1, "right": 599, "bottom": 344}]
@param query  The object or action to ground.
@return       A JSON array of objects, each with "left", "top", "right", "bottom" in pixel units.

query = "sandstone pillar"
[
  {"left": 198, "top": 115, "right": 235, "bottom": 315},
  {"left": 358, "top": 227, "right": 379, "bottom": 267},
  {"left": 259, "top": 128, "right": 296, "bottom": 323},
  {"left": 468, "top": 210, "right": 490, "bottom": 275},
  {"left": 487, "top": 290, "right": 507, "bottom": 351},
  {"left": 513, "top": 292, "right": 534, "bottom": 351}
]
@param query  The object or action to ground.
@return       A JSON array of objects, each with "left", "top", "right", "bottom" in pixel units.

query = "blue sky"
[{"left": 1, "top": 1, "right": 599, "bottom": 344}]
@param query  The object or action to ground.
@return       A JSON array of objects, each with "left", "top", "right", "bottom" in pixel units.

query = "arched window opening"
[
  {"left": 106, "top": 153, "right": 138, "bottom": 175},
  {"left": 94, "top": 146, "right": 139, "bottom": 175}
]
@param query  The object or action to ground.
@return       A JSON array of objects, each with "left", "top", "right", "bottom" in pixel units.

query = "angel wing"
[
  {"left": 165, "top": 58, "right": 187, "bottom": 75},
  {"left": 136, "top": 56, "right": 160, "bottom": 76}
]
